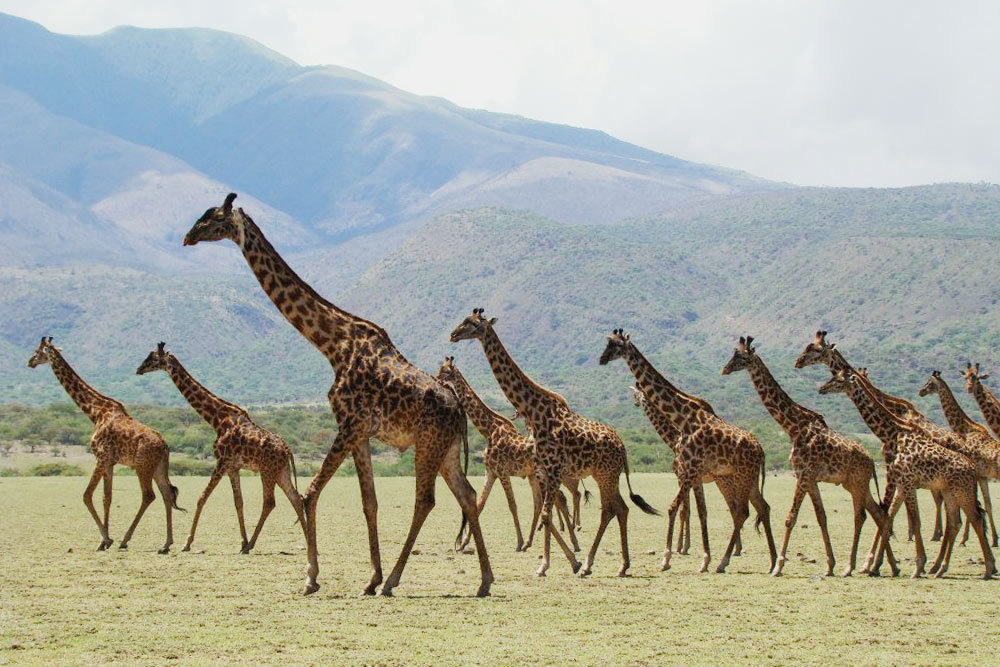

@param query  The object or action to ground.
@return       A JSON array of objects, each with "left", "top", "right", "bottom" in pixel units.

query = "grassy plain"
[{"left": 0, "top": 473, "right": 994, "bottom": 665}]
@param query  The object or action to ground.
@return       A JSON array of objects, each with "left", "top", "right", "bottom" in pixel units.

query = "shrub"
[{"left": 29, "top": 462, "right": 86, "bottom": 476}]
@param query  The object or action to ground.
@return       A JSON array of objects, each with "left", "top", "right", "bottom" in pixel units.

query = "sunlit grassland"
[{"left": 0, "top": 474, "right": 993, "bottom": 665}]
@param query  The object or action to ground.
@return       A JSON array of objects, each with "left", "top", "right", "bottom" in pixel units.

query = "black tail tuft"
[
  {"left": 170, "top": 484, "right": 186, "bottom": 512},
  {"left": 630, "top": 493, "right": 661, "bottom": 516},
  {"left": 754, "top": 513, "right": 763, "bottom": 535},
  {"left": 583, "top": 489, "right": 593, "bottom": 505},
  {"left": 455, "top": 511, "right": 470, "bottom": 551}
]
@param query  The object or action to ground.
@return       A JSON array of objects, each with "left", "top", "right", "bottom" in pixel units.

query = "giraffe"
[
  {"left": 450, "top": 310, "right": 660, "bottom": 577},
  {"left": 184, "top": 193, "right": 493, "bottom": 597},
  {"left": 600, "top": 330, "right": 777, "bottom": 574},
  {"left": 629, "top": 385, "right": 692, "bottom": 555},
  {"left": 436, "top": 357, "right": 578, "bottom": 552},
  {"left": 919, "top": 370, "right": 1000, "bottom": 546},
  {"left": 721, "top": 336, "right": 894, "bottom": 576},
  {"left": 964, "top": 363, "right": 1000, "bottom": 441},
  {"left": 795, "top": 330, "right": 956, "bottom": 541},
  {"left": 27, "top": 337, "right": 181, "bottom": 553},
  {"left": 136, "top": 342, "right": 307, "bottom": 553},
  {"left": 818, "top": 368, "right": 994, "bottom": 578}
]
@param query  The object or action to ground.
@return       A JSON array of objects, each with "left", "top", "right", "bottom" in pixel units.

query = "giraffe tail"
[
  {"left": 288, "top": 451, "right": 299, "bottom": 495},
  {"left": 169, "top": 484, "right": 186, "bottom": 512},
  {"left": 581, "top": 479, "right": 592, "bottom": 505},
  {"left": 754, "top": 458, "right": 766, "bottom": 534},
  {"left": 870, "top": 461, "right": 881, "bottom": 506},
  {"left": 623, "top": 459, "right": 660, "bottom": 516}
]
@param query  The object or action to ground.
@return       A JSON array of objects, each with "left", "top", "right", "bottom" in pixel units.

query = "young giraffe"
[
  {"left": 919, "top": 370, "right": 1000, "bottom": 546},
  {"left": 600, "top": 330, "right": 777, "bottom": 574},
  {"left": 450, "top": 310, "right": 659, "bottom": 577},
  {"left": 629, "top": 385, "right": 694, "bottom": 555},
  {"left": 436, "top": 357, "right": 578, "bottom": 552},
  {"left": 136, "top": 342, "right": 307, "bottom": 553},
  {"left": 27, "top": 337, "right": 181, "bottom": 553},
  {"left": 796, "top": 330, "right": 960, "bottom": 541},
  {"left": 819, "top": 368, "right": 993, "bottom": 578},
  {"left": 722, "top": 336, "right": 893, "bottom": 576},
  {"left": 184, "top": 194, "right": 493, "bottom": 597}
]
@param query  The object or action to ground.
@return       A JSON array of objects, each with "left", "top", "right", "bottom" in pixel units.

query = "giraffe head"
[
  {"left": 629, "top": 384, "right": 646, "bottom": 408},
  {"left": 437, "top": 356, "right": 459, "bottom": 383},
  {"left": 183, "top": 193, "right": 243, "bottom": 246},
  {"left": 720, "top": 335, "right": 757, "bottom": 375},
  {"left": 817, "top": 367, "right": 852, "bottom": 395},
  {"left": 136, "top": 342, "right": 171, "bottom": 375},
  {"left": 917, "top": 370, "right": 945, "bottom": 397},
  {"left": 27, "top": 336, "right": 57, "bottom": 368},
  {"left": 449, "top": 308, "right": 496, "bottom": 342},
  {"left": 598, "top": 329, "right": 630, "bottom": 365},
  {"left": 964, "top": 362, "right": 990, "bottom": 393},
  {"left": 794, "top": 330, "right": 835, "bottom": 369}
]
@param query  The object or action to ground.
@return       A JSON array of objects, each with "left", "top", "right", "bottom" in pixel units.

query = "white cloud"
[{"left": 1, "top": 0, "right": 998, "bottom": 187}]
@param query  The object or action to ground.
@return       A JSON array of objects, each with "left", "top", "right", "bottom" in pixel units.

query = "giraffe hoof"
[
  {"left": 475, "top": 584, "right": 491, "bottom": 597},
  {"left": 182, "top": 545, "right": 192, "bottom": 552},
  {"left": 98, "top": 539, "right": 113, "bottom": 551},
  {"left": 302, "top": 582, "right": 320, "bottom": 596},
  {"left": 157, "top": 547, "right": 170, "bottom": 555},
  {"left": 867, "top": 569, "right": 881, "bottom": 577},
  {"left": 240, "top": 547, "right": 251, "bottom": 555},
  {"left": 571, "top": 561, "right": 582, "bottom": 574},
  {"left": 362, "top": 583, "right": 378, "bottom": 596},
  {"left": 380, "top": 587, "right": 394, "bottom": 597},
  {"left": 118, "top": 542, "right": 128, "bottom": 550}
]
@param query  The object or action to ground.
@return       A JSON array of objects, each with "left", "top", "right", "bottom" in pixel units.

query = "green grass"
[{"left": 0, "top": 474, "right": 994, "bottom": 665}]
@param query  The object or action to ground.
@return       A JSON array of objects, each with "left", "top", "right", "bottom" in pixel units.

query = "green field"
[{"left": 1, "top": 473, "right": 993, "bottom": 665}]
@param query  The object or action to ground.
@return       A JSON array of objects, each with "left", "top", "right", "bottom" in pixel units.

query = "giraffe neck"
[
  {"left": 622, "top": 342, "right": 712, "bottom": 435},
  {"left": 637, "top": 395, "right": 680, "bottom": 450},
  {"left": 48, "top": 349, "right": 126, "bottom": 423},
  {"left": 236, "top": 212, "right": 392, "bottom": 372},
  {"left": 444, "top": 367, "right": 515, "bottom": 440},
  {"left": 844, "top": 377, "right": 908, "bottom": 459},
  {"left": 932, "top": 377, "right": 977, "bottom": 436},
  {"left": 165, "top": 356, "right": 246, "bottom": 433},
  {"left": 829, "top": 349, "right": 921, "bottom": 421},
  {"left": 746, "top": 355, "right": 825, "bottom": 438},
  {"left": 971, "top": 382, "right": 1000, "bottom": 437},
  {"left": 478, "top": 327, "right": 567, "bottom": 427}
]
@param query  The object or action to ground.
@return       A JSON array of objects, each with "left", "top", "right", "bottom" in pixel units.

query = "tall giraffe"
[
  {"left": 136, "top": 342, "right": 307, "bottom": 553},
  {"left": 919, "top": 370, "right": 1000, "bottom": 546},
  {"left": 436, "top": 357, "right": 578, "bottom": 552},
  {"left": 184, "top": 194, "right": 493, "bottom": 597},
  {"left": 28, "top": 337, "right": 181, "bottom": 553},
  {"left": 600, "top": 330, "right": 777, "bottom": 574},
  {"left": 819, "top": 368, "right": 993, "bottom": 578},
  {"left": 795, "top": 330, "right": 956, "bottom": 541},
  {"left": 722, "top": 336, "right": 893, "bottom": 576},
  {"left": 450, "top": 310, "right": 659, "bottom": 577}
]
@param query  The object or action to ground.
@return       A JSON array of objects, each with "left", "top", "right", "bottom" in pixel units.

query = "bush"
[
  {"left": 29, "top": 462, "right": 86, "bottom": 476},
  {"left": 0, "top": 467, "right": 20, "bottom": 477},
  {"left": 169, "top": 458, "right": 217, "bottom": 476}
]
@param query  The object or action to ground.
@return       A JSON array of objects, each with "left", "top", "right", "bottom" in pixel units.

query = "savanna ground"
[{"left": 1, "top": 473, "right": 994, "bottom": 665}]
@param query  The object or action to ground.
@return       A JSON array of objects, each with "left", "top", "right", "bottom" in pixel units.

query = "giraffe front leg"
[
  {"left": 245, "top": 477, "right": 277, "bottom": 553},
  {"left": 82, "top": 464, "right": 110, "bottom": 549},
  {"left": 302, "top": 432, "right": 352, "bottom": 596},
  {"left": 229, "top": 471, "right": 249, "bottom": 553},
  {"left": 183, "top": 464, "right": 225, "bottom": 551},
  {"left": 662, "top": 480, "right": 691, "bottom": 571},
  {"left": 99, "top": 466, "right": 114, "bottom": 551},
  {"left": 463, "top": 471, "right": 496, "bottom": 551},
  {"left": 119, "top": 475, "right": 155, "bottom": 550},
  {"left": 353, "top": 445, "right": 383, "bottom": 596},
  {"left": 807, "top": 482, "right": 836, "bottom": 577},
  {"left": 498, "top": 476, "right": 525, "bottom": 552},
  {"left": 773, "top": 479, "right": 807, "bottom": 577}
]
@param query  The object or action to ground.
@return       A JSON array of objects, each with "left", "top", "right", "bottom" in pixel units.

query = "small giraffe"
[
  {"left": 185, "top": 194, "right": 493, "bottom": 597},
  {"left": 136, "top": 342, "right": 307, "bottom": 553},
  {"left": 436, "top": 357, "right": 578, "bottom": 552},
  {"left": 722, "top": 336, "right": 893, "bottom": 576},
  {"left": 600, "top": 330, "right": 777, "bottom": 574},
  {"left": 28, "top": 337, "right": 181, "bottom": 553},
  {"left": 796, "top": 330, "right": 958, "bottom": 541},
  {"left": 451, "top": 310, "right": 659, "bottom": 578},
  {"left": 919, "top": 370, "right": 1000, "bottom": 546},
  {"left": 819, "top": 368, "right": 993, "bottom": 578},
  {"left": 630, "top": 385, "right": 692, "bottom": 555}
]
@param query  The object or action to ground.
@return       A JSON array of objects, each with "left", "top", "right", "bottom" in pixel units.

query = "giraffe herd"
[{"left": 23, "top": 193, "right": 1000, "bottom": 596}]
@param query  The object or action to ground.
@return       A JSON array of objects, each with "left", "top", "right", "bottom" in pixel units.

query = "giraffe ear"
[
  {"left": 982, "top": 374, "right": 991, "bottom": 381},
  {"left": 488, "top": 317, "right": 497, "bottom": 326},
  {"left": 223, "top": 192, "right": 237, "bottom": 213},
  {"left": 157, "top": 342, "right": 166, "bottom": 353}
]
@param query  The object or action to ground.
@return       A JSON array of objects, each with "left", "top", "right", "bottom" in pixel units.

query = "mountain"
[{"left": 0, "top": 11, "right": 777, "bottom": 262}]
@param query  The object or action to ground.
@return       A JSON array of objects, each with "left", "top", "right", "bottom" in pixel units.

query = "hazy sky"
[{"left": 3, "top": 0, "right": 998, "bottom": 187}]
